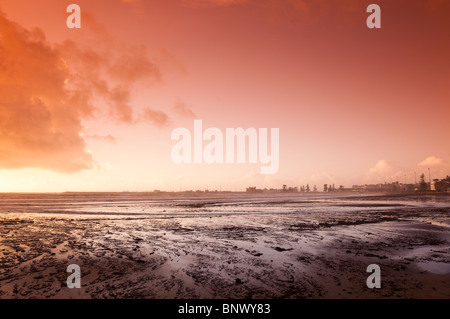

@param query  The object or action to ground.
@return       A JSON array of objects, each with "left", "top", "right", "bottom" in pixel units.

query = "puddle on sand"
[{"left": 416, "top": 261, "right": 450, "bottom": 275}]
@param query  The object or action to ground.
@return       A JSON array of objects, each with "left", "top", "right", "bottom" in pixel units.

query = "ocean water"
[{"left": 0, "top": 192, "right": 449, "bottom": 218}]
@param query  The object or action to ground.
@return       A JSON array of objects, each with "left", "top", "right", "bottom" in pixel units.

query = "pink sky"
[{"left": 0, "top": 0, "right": 449, "bottom": 192}]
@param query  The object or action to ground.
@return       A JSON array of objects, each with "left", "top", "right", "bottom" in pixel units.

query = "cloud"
[
  {"left": 60, "top": 39, "right": 164, "bottom": 124},
  {"left": 85, "top": 134, "right": 118, "bottom": 144},
  {"left": 0, "top": 10, "right": 169, "bottom": 173},
  {"left": 418, "top": 156, "right": 447, "bottom": 167},
  {"left": 363, "top": 157, "right": 450, "bottom": 184},
  {"left": 417, "top": 156, "right": 450, "bottom": 180},
  {"left": 143, "top": 108, "right": 170, "bottom": 127},
  {"left": 364, "top": 160, "right": 405, "bottom": 183},
  {"left": 0, "top": 10, "right": 94, "bottom": 173},
  {"left": 157, "top": 48, "right": 188, "bottom": 75},
  {"left": 108, "top": 45, "right": 162, "bottom": 84},
  {"left": 173, "top": 100, "right": 196, "bottom": 118}
]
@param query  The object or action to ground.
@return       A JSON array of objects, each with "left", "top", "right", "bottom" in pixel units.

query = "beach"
[{"left": 0, "top": 192, "right": 449, "bottom": 299}]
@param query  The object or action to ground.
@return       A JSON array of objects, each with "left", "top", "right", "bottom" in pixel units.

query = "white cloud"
[
  {"left": 417, "top": 156, "right": 450, "bottom": 180},
  {"left": 418, "top": 156, "right": 447, "bottom": 167},
  {"left": 363, "top": 156, "right": 450, "bottom": 185},
  {"left": 364, "top": 160, "right": 405, "bottom": 184}
]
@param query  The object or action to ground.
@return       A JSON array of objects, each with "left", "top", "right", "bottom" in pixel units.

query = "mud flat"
[{"left": 0, "top": 193, "right": 449, "bottom": 299}]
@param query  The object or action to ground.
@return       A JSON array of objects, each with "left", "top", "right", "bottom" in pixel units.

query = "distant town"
[
  {"left": 144, "top": 175, "right": 450, "bottom": 195},
  {"left": 246, "top": 175, "right": 450, "bottom": 194}
]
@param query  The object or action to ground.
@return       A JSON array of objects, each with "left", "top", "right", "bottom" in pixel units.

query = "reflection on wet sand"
[{"left": 0, "top": 193, "right": 449, "bottom": 299}]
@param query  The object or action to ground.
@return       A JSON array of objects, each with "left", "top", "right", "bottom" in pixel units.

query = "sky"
[{"left": 0, "top": 0, "right": 449, "bottom": 192}]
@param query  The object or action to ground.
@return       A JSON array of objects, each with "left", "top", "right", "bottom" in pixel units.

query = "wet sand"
[{"left": 0, "top": 193, "right": 449, "bottom": 299}]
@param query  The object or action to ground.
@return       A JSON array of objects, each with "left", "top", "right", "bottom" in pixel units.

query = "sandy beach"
[{"left": 0, "top": 192, "right": 449, "bottom": 299}]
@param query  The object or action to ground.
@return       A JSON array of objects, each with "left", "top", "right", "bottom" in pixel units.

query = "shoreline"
[{"left": 0, "top": 194, "right": 449, "bottom": 299}]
